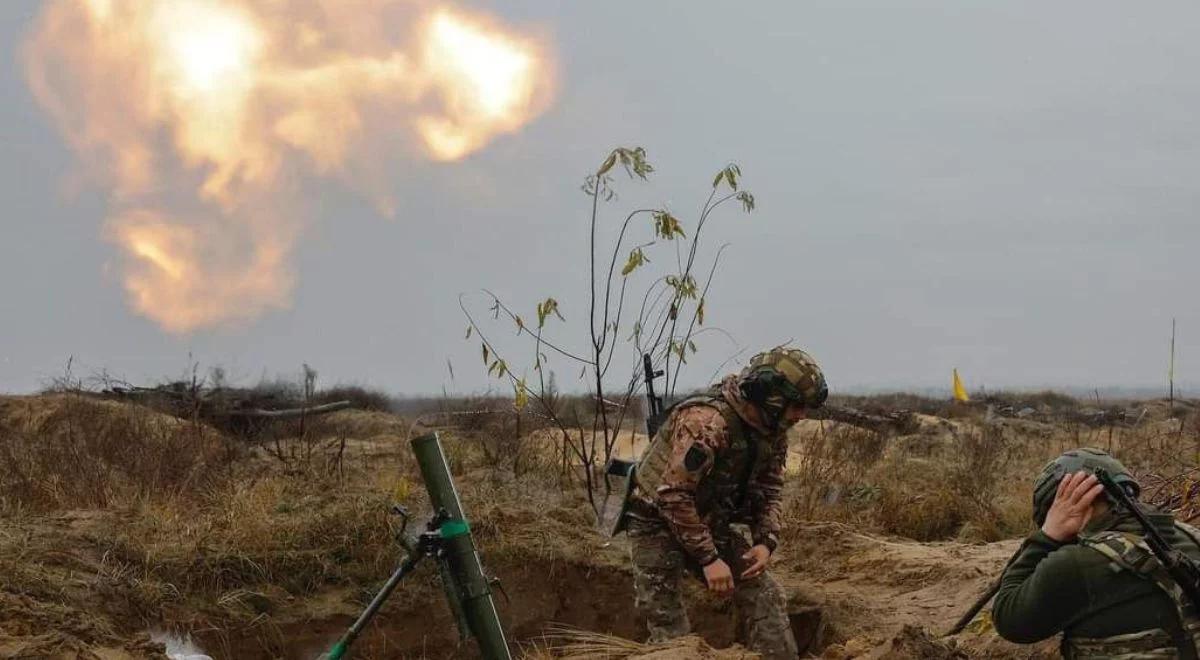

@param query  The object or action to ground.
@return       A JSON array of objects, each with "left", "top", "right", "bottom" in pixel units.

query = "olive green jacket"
[{"left": 993, "top": 508, "right": 1200, "bottom": 646}]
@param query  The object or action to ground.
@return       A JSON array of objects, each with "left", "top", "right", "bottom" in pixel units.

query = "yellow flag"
[{"left": 953, "top": 368, "right": 970, "bottom": 402}]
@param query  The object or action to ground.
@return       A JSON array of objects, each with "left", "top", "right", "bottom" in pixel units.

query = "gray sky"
[{"left": 2, "top": 1, "right": 1198, "bottom": 396}]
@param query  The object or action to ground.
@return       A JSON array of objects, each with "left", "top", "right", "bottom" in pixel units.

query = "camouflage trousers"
[{"left": 628, "top": 515, "right": 798, "bottom": 660}]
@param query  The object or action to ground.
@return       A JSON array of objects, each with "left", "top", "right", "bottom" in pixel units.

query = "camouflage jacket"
[
  {"left": 993, "top": 508, "right": 1200, "bottom": 655},
  {"left": 632, "top": 377, "right": 788, "bottom": 566}
]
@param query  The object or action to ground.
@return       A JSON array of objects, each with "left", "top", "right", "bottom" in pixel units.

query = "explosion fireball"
[{"left": 24, "top": 0, "right": 555, "bottom": 332}]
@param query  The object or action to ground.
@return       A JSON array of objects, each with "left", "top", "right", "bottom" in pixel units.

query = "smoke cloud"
[{"left": 24, "top": 0, "right": 555, "bottom": 332}]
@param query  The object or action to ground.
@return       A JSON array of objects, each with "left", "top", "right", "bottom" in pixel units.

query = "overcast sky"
[{"left": 2, "top": 1, "right": 1197, "bottom": 397}]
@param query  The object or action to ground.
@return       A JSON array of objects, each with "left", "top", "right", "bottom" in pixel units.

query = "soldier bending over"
[{"left": 626, "top": 347, "right": 827, "bottom": 660}]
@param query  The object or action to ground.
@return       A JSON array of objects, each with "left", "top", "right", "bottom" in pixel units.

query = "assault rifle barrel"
[
  {"left": 1094, "top": 467, "right": 1200, "bottom": 616},
  {"left": 642, "top": 353, "right": 664, "bottom": 437}
]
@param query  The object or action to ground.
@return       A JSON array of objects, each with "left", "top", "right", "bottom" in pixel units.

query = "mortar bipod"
[
  {"left": 323, "top": 431, "right": 513, "bottom": 660},
  {"left": 322, "top": 507, "right": 452, "bottom": 660}
]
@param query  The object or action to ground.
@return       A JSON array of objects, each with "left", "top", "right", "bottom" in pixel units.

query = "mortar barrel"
[{"left": 411, "top": 432, "right": 512, "bottom": 660}]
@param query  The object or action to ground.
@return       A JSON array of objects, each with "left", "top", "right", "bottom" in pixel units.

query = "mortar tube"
[{"left": 411, "top": 433, "right": 512, "bottom": 660}]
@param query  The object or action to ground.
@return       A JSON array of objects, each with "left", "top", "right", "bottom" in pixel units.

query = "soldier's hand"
[
  {"left": 1042, "top": 470, "right": 1105, "bottom": 542},
  {"left": 703, "top": 559, "right": 735, "bottom": 596},
  {"left": 740, "top": 545, "right": 771, "bottom": 579}
]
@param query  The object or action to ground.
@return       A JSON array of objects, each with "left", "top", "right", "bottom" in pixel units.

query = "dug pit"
[{"left": 188, "top": 560, "right": 828, "bottom": 659}]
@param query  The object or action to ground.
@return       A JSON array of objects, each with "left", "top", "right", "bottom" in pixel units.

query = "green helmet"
[
  {"left": 1031, "top": 447, "right": 1140, "bottom": 526},
  {"left": 738, "top": 347, "right": 828, "bottom": 413}
]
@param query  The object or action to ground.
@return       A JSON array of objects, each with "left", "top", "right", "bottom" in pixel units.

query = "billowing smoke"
[{"left": 24, "top": 0, "right": 555, "bottom": 332}]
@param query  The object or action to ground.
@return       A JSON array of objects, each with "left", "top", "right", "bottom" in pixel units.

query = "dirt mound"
[
  {"left": 0, "top": 591, "right": 168, "bottom": 660},
  {"left": 523, "top": 428, "right": 648, "bottom": 461},
  {"left": 623, "top": 636, "right": 756, "bottom": 660},
  {"left": 777, "top": 521, "right": 1040, "bottom": 657},
  {"left": 0, "top": 394, "right": 233, "bottom": 512},
  {"left": 543, "top": 631, "right": 755, "bottom": 660},
  {"left": 0, "top": 393, "right": 165, "bottom": 431},
  {"left": 901, "top": 414, "right": 963, "bottom": 436},
  {"left": 317, "top": 409, "right": 410, "bottom": 440},
  {"left": 880, "top": 625, "right": 967, "bottom": 659},
  {"left": 823, "top": 625, "right": 975, "bottom": 659},
  {"left": 0, "top": 511, "right": 173, "bottom": 660}
]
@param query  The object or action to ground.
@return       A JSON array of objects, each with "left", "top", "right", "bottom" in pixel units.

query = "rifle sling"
[{"left": 733, "top": 412, "right": 756, "bottom": 508}]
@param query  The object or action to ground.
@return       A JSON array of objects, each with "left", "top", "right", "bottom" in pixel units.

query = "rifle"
[
  {"left": 324, "top": 432, "right": 511, "bottom": 660},
  {"left": 642, "top": 353, "right": 665, "bottom": 437},
  {"left": 944, "top": 540, "right": 1028, "bottom": 636},
  {"left": 947, "top": 581, "right": 1000, "bottom": 636},
  {"left": 949, "top": 468, "right": 1200, "bottom": 638},
  {"left": 1094, "top": 467, "right": 1200, "bottom": 614}
]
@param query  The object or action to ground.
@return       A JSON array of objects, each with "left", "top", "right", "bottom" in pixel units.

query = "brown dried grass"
[{"left": 0, "top": 394, "right": 238, "bottom": 512}]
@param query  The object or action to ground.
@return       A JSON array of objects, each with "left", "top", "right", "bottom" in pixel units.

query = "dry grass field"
[{"left": 1, "top": 390, "right": 1197, "bottom": 659}]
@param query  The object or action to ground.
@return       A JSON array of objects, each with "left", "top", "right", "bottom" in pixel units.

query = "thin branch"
[
  {"left": 600, "top": 210, "right": 655, "bottom": 356},
  {"left": 706, "top": 344, "right": 749, "bottom": 386},
  {"left": 662, "top": 191, "right": 739, "bottom": 393},
  {"left": 670, "top": 243, "right": 731, "bottom": 394},
  {"left": 589, "top": 179, "right": 601, "bottom": 355},
  {"left": 632, "top": 277, "right": 670, "bottom": 354},
  {"left": 601, "top": 241, "right": 654, "bottom": 377},
  {"left": 458, "top": 296, "right": 524, "bottom": 393},
  {"left": 464, "top": 291, "right": 590, "bottom": 364}
]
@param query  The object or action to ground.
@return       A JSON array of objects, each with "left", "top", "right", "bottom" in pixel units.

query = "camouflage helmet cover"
[
  {"left": 1031, "top": 447, "right": 1140, "bottom": 526},
  {"left": 739, "top": 346, "right": 828, "bottom": 410}
]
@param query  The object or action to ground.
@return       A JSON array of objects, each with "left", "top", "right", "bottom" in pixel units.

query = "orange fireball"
[{"left": 24, "top": 0, "right": 556, "bottom": 332}]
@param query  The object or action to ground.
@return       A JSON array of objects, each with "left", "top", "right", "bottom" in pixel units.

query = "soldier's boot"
[
  {"left": 629, "top": 517, "right": 691, "bottom": 642},
  {"left": 733, "top": 570, "right": 799, "bottom": 660}
]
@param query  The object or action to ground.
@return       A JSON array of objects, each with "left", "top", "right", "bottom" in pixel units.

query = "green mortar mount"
[{"left": 322, "top": 432, "right": 511, "bottom": 660}]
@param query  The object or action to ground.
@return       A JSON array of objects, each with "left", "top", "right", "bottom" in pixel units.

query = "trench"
[{"left": 190, "top": 561, "right": 752, "bottom": 659}]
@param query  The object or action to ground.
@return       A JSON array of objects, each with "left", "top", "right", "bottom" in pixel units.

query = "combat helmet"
[
  {"left": 1031, "top": 447, "right": 1140, "bottom": 526},
  {"left": 737, "top": 346, "right": 828, "bottom": 428}
]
